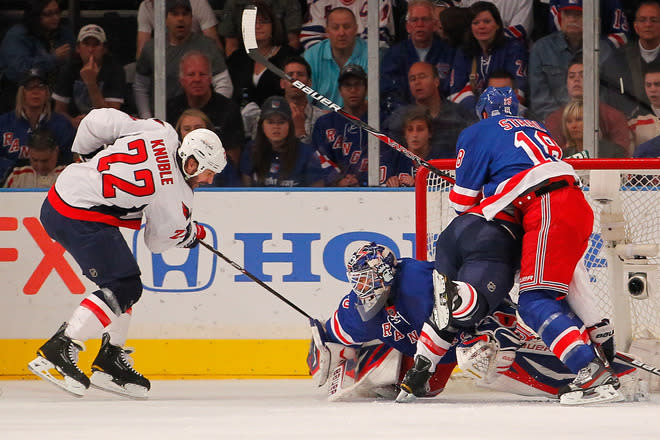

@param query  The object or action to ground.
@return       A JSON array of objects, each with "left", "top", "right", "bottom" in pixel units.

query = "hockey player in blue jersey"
[
  {"left": 307, "top": 211, "right": 525, "bottom": 399},
  {"left": 307, "top": 234, "right": 636, "bottom": 401},
  {"left": 439, "top": 86, "right": 624, "bottom": 405}
]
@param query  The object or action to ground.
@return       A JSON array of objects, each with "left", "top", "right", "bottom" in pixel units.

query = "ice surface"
[{"left": 0, "top": 379, "right": 658, "bottom": 440}]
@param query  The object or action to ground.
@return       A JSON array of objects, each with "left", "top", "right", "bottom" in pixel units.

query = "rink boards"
[{"left": 0, "top": 188, "right": 416, "bottom": 378}]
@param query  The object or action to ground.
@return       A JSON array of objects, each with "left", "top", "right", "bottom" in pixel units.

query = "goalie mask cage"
[{"left": 415, "top": 158, "right": 660, "bottom": 351}]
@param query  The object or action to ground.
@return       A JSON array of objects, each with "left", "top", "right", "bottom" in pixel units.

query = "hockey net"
[{"left": 415, "top": 159, "right": 660, "bottom": 351}]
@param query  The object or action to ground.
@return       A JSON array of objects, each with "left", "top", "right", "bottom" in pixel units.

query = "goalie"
[{"left": 307, "top": 214, "right": 638, "bottom": 402}]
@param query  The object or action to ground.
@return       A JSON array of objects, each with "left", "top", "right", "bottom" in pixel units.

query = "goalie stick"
[
  {"left": 240, "top": 5, "right": 450, "bottom": 180},
  {"left": 615, "top": 352, "right": 660, "bottom": 377},
  {"left": 199, "top": 240, "right": 314, "bottom": 320}
]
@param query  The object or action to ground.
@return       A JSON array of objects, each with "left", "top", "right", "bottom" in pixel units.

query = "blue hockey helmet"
[
  {"left": 346, "top": 242, "right": 397, "bottom": 321},
  {"left": 476, "top": 86, "right": 519, "bottom": 119}
]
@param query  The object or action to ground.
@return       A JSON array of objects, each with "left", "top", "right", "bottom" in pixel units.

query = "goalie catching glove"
[{"left": 456, "top": 326, "right": 522, "bottom": 383}]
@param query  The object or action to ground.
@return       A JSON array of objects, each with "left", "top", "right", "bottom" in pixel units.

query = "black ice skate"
[
  {"left": 396, "top": 354, "right": 433, "bottom": 403},
  {"left": 558, "top": 357, "right": 624, "bottom": 405},
  {"left": 90, "top": 333, "right": 151, "bottom": 399},
  {"left": 27, "top": 322, "right": 90, "bottom": 397}
]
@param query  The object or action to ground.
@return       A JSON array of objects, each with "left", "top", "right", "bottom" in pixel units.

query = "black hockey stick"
[
  {"left": 240, "top": 5, "right": 449, "bottom": 180},
  {"left": 615, "top": 352, "right": 660, "bottom": 377},
  {"left": 200, "top": 240, "right": 314, "bottom": 320}
]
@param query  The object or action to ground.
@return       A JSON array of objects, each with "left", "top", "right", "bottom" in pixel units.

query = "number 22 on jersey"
[{"left": 97, "top": 139, "right": 156, "bottom": 198}]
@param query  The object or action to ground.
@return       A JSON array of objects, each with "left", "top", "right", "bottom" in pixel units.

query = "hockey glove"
[
  {"left": 179, "top": 221, "right": 206, "bottom": 249},
  {"left": 587, "top": 318, "right": 615, "bottom": 365},
  {"left": 456, "top": 327, "right": 522, "bottom": 383}
]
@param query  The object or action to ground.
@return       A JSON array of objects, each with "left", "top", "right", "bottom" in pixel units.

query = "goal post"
[{"left": 415, "top": 158, "right": 660, "bottom": 352}]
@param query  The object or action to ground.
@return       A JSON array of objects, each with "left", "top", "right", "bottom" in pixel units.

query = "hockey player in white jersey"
[{"left": 28, "top": 108, "right": 227, "bottom": 398}]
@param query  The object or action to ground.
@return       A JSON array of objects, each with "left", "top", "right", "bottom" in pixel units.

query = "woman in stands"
[
  {"left": 226, "top": 0, "right": 297, "bottom": 109},
  {"left": 175, "top": 108, "right": 241, "bottom": 187},
  {"left": 447, "top": 1, "right": 528, "bottom": 112},
  {"left": 561, "top": 99, "right": 627, "bottom": 158},
  {"left": 0, "top": 68, "right": 74, "bottom": 186},
  {"left": 0, "top": 0, "right": 74, "bottom": 112},
  {"left": 240, "top": 96, "right": 323, "bottom": 187}
]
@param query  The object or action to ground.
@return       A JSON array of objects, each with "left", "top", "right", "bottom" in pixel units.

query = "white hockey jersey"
[
  {"left": 300, "top": 0, "right": 395, "bottom": 50},
  {"left": 49, "top": 108, "right": 194, "bottom": 253}
]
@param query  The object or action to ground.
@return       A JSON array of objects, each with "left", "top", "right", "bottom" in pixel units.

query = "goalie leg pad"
[{"left": 327, "top": 343, "right": 402, "bottom": 401}]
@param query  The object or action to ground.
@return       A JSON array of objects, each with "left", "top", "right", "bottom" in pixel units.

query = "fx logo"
[{"left": 1, "top": 217, "right": 85, "bottom": 295}]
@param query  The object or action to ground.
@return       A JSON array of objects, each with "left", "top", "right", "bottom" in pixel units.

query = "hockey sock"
[
  {"left": 416, "top": 322, "right": 455, "bottom": 372},
  {"left": 518, "top": 290, "right": 595, "bottom": 374},
  {"left": 566, "top": 261, "right": 602, "bottom": 327},
  {"left": 65, "top": 292, "right": 119, "bottom": 341},
  {"left": 105, "top": 309, "right": 132, "bottom": 346}
]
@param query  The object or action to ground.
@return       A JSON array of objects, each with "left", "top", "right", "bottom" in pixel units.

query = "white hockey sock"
[
  {"left": 65, "top": 306, "right": 106, "bottom": 342},
  {"left": 416, "top": 322, "right": 453, "bottom": 372},
  {"left": 65, "top": 294, "right": 118, "bottom": 341},
  {"left": 105, "top": 310, "right": 132, "bottom": 346},
  {"left": 567, "top": 261, "right": 602, "bottom": 327}
]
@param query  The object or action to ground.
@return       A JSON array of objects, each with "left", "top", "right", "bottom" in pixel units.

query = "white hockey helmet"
[
  {"left": 346, "top": 242, "right": 397, "bottom": 321},
  {"left": 178, "top": 128, "right": 227, "bottom": 179}
]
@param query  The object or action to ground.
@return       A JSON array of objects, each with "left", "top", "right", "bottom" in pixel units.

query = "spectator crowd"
[{"left": 0, "top": 0, "right": 657, "bottom": 189}]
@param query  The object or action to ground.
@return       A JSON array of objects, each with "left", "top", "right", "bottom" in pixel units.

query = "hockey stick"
[
  {"left": 615, "top": 352, "right": 660, "bottom": 377},
  {"left": 199, "top": 240, "right": 314, "bottom": 320},
  {"left": 240, "top": 5, "right": 449, "bottom": 180}
]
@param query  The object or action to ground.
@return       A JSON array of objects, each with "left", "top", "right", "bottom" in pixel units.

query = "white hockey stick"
[{"left": 240, "top": 5, "right": 450, "bottom": 180}]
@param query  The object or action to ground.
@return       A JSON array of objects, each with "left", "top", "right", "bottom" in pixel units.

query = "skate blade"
[
  {"left": 27, "top": 356, "right": 87, "bottom": 397},
  {"left": 559, "top": 384, "right": 625, "bottom": 405},
  {"left": 395, "top": 387, "right": 416, "bottom": 403},
  {"left": 90, "top": 371, "right": 149, "bottom": 399}
]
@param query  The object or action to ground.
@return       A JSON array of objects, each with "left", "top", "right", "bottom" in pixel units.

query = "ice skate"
[
  {"left": 431, "top": 271, "right": 457, "bottom": 330},
  {"left": 396, "top": 354, "right": 433, "bottom": 403},
  {"left": 27, "top": 322, "right": 90, "bottom": 397},
  {"left": 90, "top": 333, "right": 150, "bottom": 399},
  {"left": 558, "top": 357, "right": 624, "bottom": 405}
]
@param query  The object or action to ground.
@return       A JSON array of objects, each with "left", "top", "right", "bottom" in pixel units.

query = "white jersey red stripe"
[{"left": 53, "top": 108, "right": 195, "bottom": 253}]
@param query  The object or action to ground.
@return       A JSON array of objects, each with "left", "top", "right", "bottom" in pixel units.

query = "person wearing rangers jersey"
[
  {"left": 445, "top": 86, "right": 624, "bottom": 405},
  {"left": 548, "top": 0, "right": 630, "bottom": 49},
  {"left": 28, "top": 108, "right": 227, "bottom": 398},
  {"left": 312, "top": 64, "right": 395, "bottom": 186}
]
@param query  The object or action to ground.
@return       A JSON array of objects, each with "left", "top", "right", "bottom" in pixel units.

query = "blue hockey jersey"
[
  {"left": 325, "top": 258, "right": 434, "bottom": 357},
  {"left": 312, "top": 111, "right": 395, "bottom": 186},
  {"left": 449, "top": 115, "right": 578, "bottom": 220}
]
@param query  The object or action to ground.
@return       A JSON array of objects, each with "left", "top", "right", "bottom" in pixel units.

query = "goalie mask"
[
  {"left": 476, "top": 86, "right": 519, "bottom": 119},
  {"left": 178, "top": 128, "right": 227, "bottom": 179},
  {"left": 346, "top": 243, "right": 397, "bottom": 321}
]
